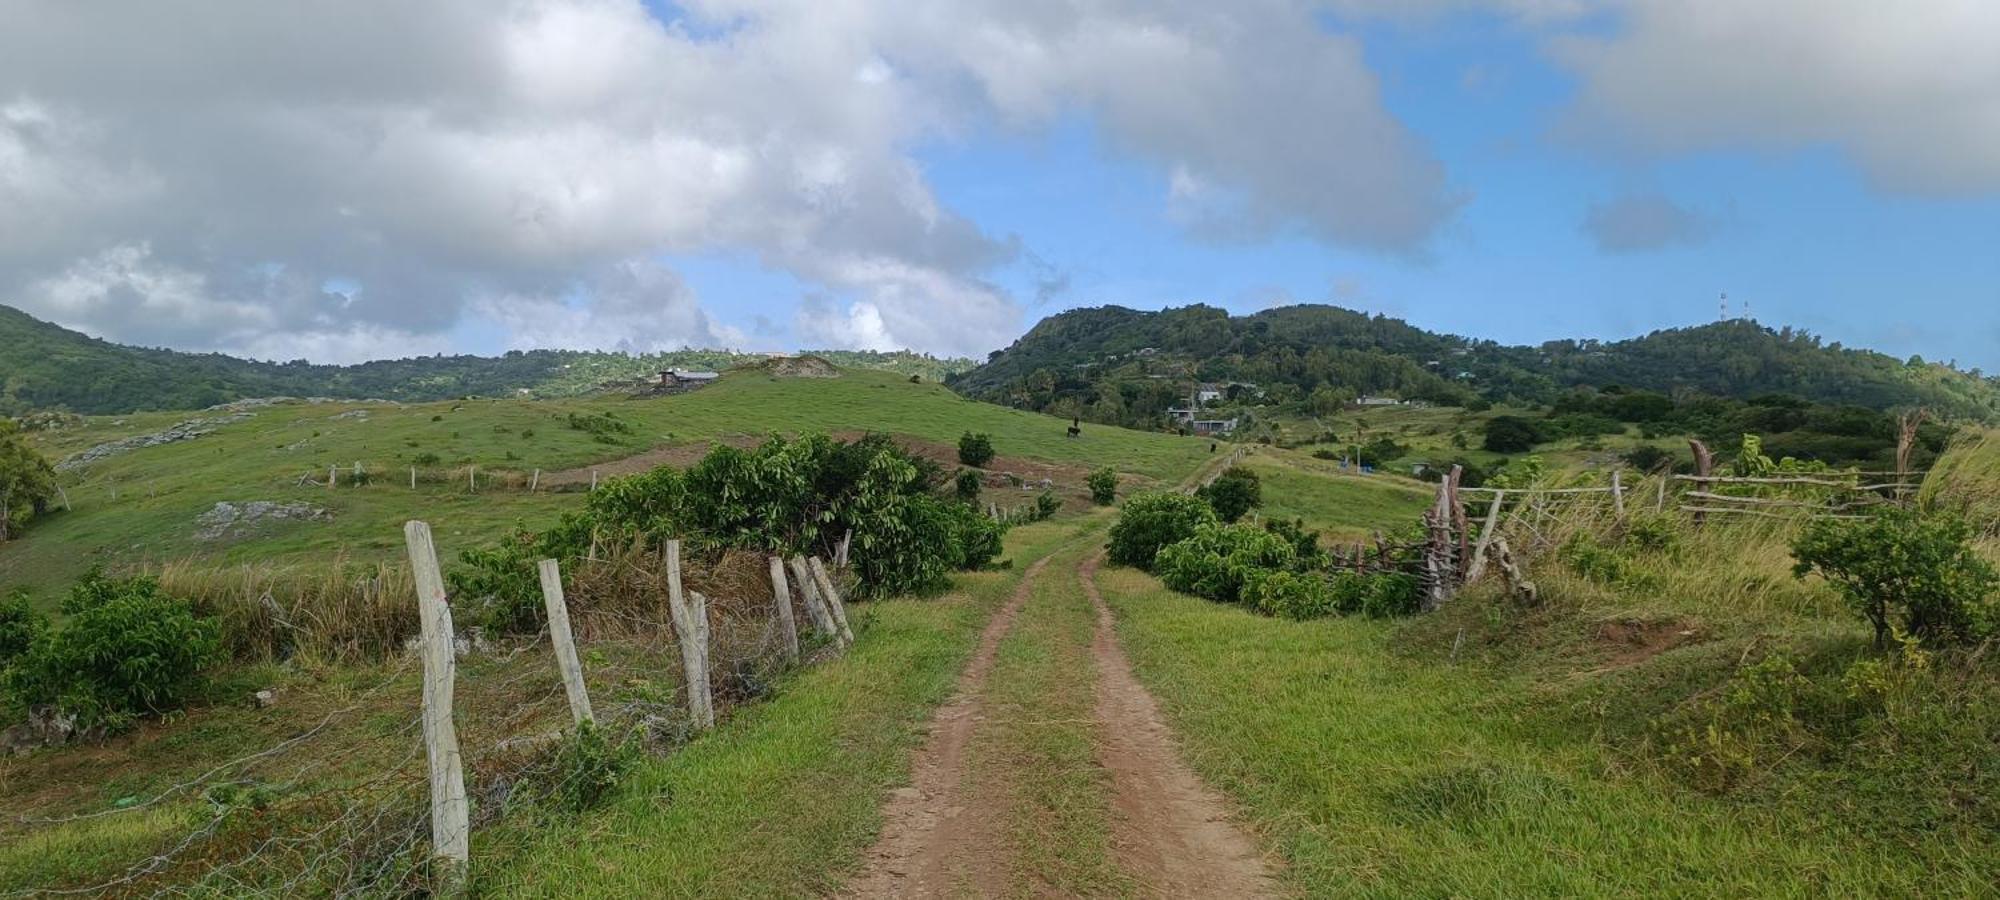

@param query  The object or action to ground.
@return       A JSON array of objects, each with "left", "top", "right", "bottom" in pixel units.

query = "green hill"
[
  {"left": 951, "top": 304, "right": 2000, "bottom": 426},
  {"left": 0, "top": 304, "right": 972, "bottom": 415}
]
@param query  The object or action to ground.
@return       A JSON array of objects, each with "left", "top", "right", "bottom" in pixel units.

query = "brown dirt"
[
  {"left": 1080, "top": 552, "right": 1279, "bottom": 899},
  {"left": 1593, "top": 617, "right": 1703, "bottom": 667},
  {"left": 846, "top": 554, "right": 1055, "bottom": 898}
]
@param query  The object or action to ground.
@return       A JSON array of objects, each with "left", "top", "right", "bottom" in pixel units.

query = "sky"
[{"left": 2, "top": 1, "right": 1997, "bottom": 371}]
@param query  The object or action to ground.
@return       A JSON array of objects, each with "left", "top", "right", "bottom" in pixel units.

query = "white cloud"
[
  {"left": 1552, "top": 0, "right": 2000, "bottom": 194},
  {"left": 0, "top": 0, "right": 1455, "bottom": 360}
]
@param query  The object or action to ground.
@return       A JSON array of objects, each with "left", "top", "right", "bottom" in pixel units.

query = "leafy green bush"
[
  {"left": 940, "top": 499, "right": 1006, "bottom": 570},
  {"left": 1358, "top": 572, "right": 1422, "bottom": 618},
  {"left": 1155, "top": 523, "right": 1297, "bottom": 604},
  {"left": 0, "top": 590, "right": 46, "bottom": 667},
  {"left": 1088, "top": 467, "right": 1118, "bottom": 505},
  {"left": 6, "top": 571, "right": 222, "bottom": 729},
  {"left": 1483, "top": 416, "right": 1545, "bottom": 453},
  {"left": 1196, "top": 466, "right": 1262, "bottom": 523},
  {"left": 540, "top": 722, "right": 641, "bottom": 814},
  {"left": 1246, "top": 569, "right": 1339, "bottom": 620},
  {"left": 1034, "top": 490, "right": 1062, "bottom": 520},
  {"left": 957, "top": 431, "right": 995, "bottom": 468},
  {"left": 565, "top": 411, "right": 635, "bottom": 444},
  {"left": 1356, "top": 437, "right": 1407, "bottom": 468},
  {"left": 1106, "top": 492, "right": 1217, "bottom": 570},
  {"left": 1792, "top": 509, "right": 1997, "bottom": 647},
  {"left": 955, "top": 469, "right": 982, "bottom": 502}
]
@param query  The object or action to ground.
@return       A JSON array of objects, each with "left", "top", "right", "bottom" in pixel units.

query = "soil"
[
  {"left": 1593, "top": 617, "right": 1703, "bottom": 667},
  {"left": 1079, "top": 553, "right": 1279, "bottom": 898},
  {"left": 846, "top": 554, "right": 1055, "bottom": 897}
]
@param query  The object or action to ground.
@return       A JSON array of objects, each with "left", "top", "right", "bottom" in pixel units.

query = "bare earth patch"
[{"left": 1080, "top": 552, "right": 1279, "bottom": 898}]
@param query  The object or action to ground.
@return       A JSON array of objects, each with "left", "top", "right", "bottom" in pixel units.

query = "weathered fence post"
[
  {"left": 411, "top": 466, "right": 417, "bottom": 490},
  {"left": 1420, "top": 478, "right": 1455, "bottom": 613},
  {"left": 789, "top": 555, "right": 838, "bottom": 640},
  {"left": 1446, "top": 465, "right": 1469, "bottom": 578},
  {"left": 536, "top": 559, "right": 594, "bottom": 727},
  {"left": 1610, "top": 469, "right": 1626, "bottom": 518},
  {"left": 530, "top": 469, "right": 540, "bottom": 492},
  {"left": 590, "top": 469, "right": 598, "bottom": 491},
  {"left": 808, "top": 556, "right": 855, "bottom": 644},
  {"left": 1465, "top": 489, "right": 1506, "bottom": 584},
  {"left": 55, "top": 484, "right": 71, "bottom": 512},
  {"left": 663, "top": 540, "right": 714, "bottom": 729},
  {"left": 769, "top": 556, "right": 800, "bottom": 664},
  {"left": 328, "top": 464, "right": 338, "bottom": 489},
  {"left": 835, "top": 529, "right": 852, "bottom": 570},
  {"left": 1655, "top": 473, "right": 1666, "bottom": 512},
  {"left": 1688, "top": 439, "right": 1714, "bottom": 526},
  {"left": 402, "top": 521, "right": 469, "bottom": 891},
  {"left": 467, "top": 465, "right": 476, "bottom": 492}
]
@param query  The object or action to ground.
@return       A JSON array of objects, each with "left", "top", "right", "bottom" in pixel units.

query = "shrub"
[
  {"left": 1106, "top": 492, "right": 1217, "bottom": 570},
  {"left": 6, "top": 571, "right": 222, "bottom": 729},
  {"left": 1087, "top": 467, "right": 1118, "bottom": 505},
  {"left": 540, "top": 721, "right": 641, "bottom": 814},
  {"left": 1791, "top": 509, "right": 1997, "bottom": 648},
  {"left": 940, "top": 499, "right": 1007, "bottom": 570},
  {"left": 1356, "top": 437, "right": 1406, "bottom": 468},
  {"left": 1262, "top": 517, "right": 1325, "bottom": 569},
  {"left": 1483, "top": 416, "right": 1545, "bottom": 453},
  {"left": 957, "top": 432, "right": 995, "bottom": 468},
  {"left": 1359, "top": 572, "right": 1422, "bottom": 618},
  {"left": 1196, "top": 466, "right": 1262, "bottom": 523},
  {"left": 411, "top": 451, "right": 442, "bottom": 466},
  {"left": 1034, "top": 490, "right": 1062, "bottom": 520},
  {"left": 1246, "top": 569, "right": 1339, "bottom": 620},
  {"left": 0, "top": 590, "right": 46, "bottom": 667},
  {"left": 1622, "top": 444, "right": 1673, "bottom": 473},
  {"left": 955, "top": 469, "right": 983, "bottom": 502},
  {"left": 1155, "top": 523, "right": 1297, "bottom": 604}
]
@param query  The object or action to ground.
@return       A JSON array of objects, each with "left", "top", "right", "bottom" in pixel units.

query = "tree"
[
  {"left": 955, "top": 469, "right": 983, "bottom": 502},
  {"left": 1087, "top": 467, "right": 1118, "bottom": 505},
  {"left": 957, "top": 432, "right": 995, "bottom": 468},
  {"left": 1196, "top": 466, "right": 1262, "bottom": 523},
  {"left": 0, "top": 420, "right": 58, "bottom": 541},
  {"left": 1792, "top": 509, "right": 1997, "bottom": 648},
  {"left": 1107, "top": 493, "right": 1218, "bottom": 570},
  {"left": 1482, "top": 415, "right": 1544, "bottom": 454}
]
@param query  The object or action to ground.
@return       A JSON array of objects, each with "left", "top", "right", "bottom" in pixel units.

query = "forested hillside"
[
  {"left": 0, "top": 305, "right": 970, "bottom": 415},
  {"left": 950, "top": 304, "right": 2000, "bottom": 426}
]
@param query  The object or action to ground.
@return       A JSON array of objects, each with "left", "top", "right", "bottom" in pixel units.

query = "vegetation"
[
  {"left": 1194, "top": 465, "right": 1261, "bottom": 523},
  {"left": 1087, "top": 467, "right": 1118, "bottom": 505},
  {"left": 4, "top": 571, "right": 221, "bottom": 730},
  {"left": 957, "top": 431, "right": 995, "bottom": 468},
  {"left": 1155, "top": 523, "right": 1297, "bottom": 604},
  {"left": 1482, "top": 415, "right": 1543, "bottom": 453},
  {"left": 1791, "top": 509, "right": 1996, "bottom": 647},
  {"left": 0, "top": 420, "right": 58, "bottom": 541},
  {"left": 1104, "top": 492, "right": 1216, "bottom": 570}
]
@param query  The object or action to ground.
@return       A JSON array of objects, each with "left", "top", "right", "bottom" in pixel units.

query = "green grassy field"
[
  {"left": 4, "top": 369, "right": 1209, "bottom": 604},
  {"left": 1237, "top": 450, "right": 1435, "bottom": 540},
  {"left": 1096, "top": 562, "right": 1994, "bottom": 895}
]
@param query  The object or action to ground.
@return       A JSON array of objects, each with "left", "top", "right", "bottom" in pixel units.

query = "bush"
[
  {"left": 1106, "top": 492, "right": 1217, "bottom": 570},
  {"left": 940, "top": 499, "right": 1006, "bottom": 570},
  {"left": 957, "top": 432, "right": 995, "bottom": 468},
  {"left": 1483, "top": 416, "right": 1544, "bottom": 453},
  {"left": 1034, "top": 490, "right": 1062, "bottom": 520},
  {"left": 1356, "top": 437, "right": 1407, "bottom": 468},
  {"left": 1246, "top": 569, "right": 1339, "bottom": 620},
  {"left": 1262, "top": 517, "right": 1325, "bottom": 569},
  {"left": 1792, "top": 509, "right": 1997, "bottom": 647},
  {"left": 6, "top": 571, "right": 222, "bottom": 729},
  {"left": 1622, "top": 445, "right": 1673, "bottom": 472},
  {"left": 954, "top": 469, "right": 982, "bottom": 502},
  {"left": 1359, "top": 572, "right": 1423, "bottom": 618},
  {"left": 1155, "top": 523, "right": 1297, "bottom": 604},
  {"left": 1088, "top": 467, "right": 1118, "bottom": 505},
  {"left": 0, "top": 591, "right": 46, "bottom": 667},
  {"left": 540, "top": 721, "right": 641, "bottom": 814},
  {"left": 1196, "top": 466, "right": 1262, "bottom": 523}
]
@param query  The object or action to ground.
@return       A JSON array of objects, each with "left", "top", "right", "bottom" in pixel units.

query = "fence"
[{"left": 3, "top": 521, "right": 860, "bottom": 897}]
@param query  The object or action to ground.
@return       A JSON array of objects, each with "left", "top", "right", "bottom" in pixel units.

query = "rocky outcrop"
[
  {"left": 56, "top": 413, "right": 255, "bottom": 471},
  {"left": 195, "top": 500, "right": 332, "bottom": 541}
]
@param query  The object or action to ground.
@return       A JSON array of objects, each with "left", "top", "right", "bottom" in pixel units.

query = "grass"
[
  {"left": 474, "top": 520, "right": 1086, "bottom": 897},
  {"left": 1095, "top": 563, "right": 1995, "bottom": 895},
  {"left": 1237, "top": 450, "right": 1434, "bottom": 540},
  {"left": 4, "top": 369, "right": 1209, "bottom": 605}
]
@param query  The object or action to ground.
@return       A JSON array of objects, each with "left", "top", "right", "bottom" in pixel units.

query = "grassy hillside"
[
  {"left": 0, "top": 303, "right": 972, "bottom": 415},
  {"left": 2, "top": 369, "right": 1209, "bottom": 603}
]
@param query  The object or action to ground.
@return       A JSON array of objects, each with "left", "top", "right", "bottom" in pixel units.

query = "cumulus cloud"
[
  {"left": 0, "top": 0, "right": 1455, "bottom": 361},
  {"left": 1581, "top": 191, "right": 1716, "bottom": 253},
  {"left": 1552, "top": 0, "right": 2000, "bottom": 195}
]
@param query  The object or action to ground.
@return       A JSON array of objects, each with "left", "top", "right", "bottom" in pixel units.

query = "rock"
[
  {"left": 253, "top": 689, "right": 277, "bottom": 708},
  {"left": 196, "top": 501, "right": 332, "bottom": 542},
  {"left": 1, "top": 706, "right": 88, "bottom": 756},
  {"left": 57, "top": 413, "right": 256, "bottom": 471}
]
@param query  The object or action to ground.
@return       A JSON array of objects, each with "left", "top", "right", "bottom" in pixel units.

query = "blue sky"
[{"left": 6, "top": 2, "right": 1997, "bottom": 370}]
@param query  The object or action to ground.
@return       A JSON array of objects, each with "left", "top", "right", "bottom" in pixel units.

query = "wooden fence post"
[
  {"left": 402, "top": 521, "right": 469, "bottom": 889},
  {"left": 467, "top": 466, "right": 476, "bottom": 492},
  {"left": 769, "top": 556, "right": 800, "bottom": 664},
  {"left": 530, "top": 469, "right": 540, "bottom": 492},
  {"left": 411, "top": 466, "right": 417, "bottom": 490},
  {"left": 1465, "top": 489, "right": 1506, "bottom": 584},
  {"left": 1688, "top": 439, "right": 1714, "bottom": 526},
  {"left": 328, "top": 464, "right": 337, "bottom": 489},
  {"left": 835, "top": 529, "right": 852, "bottom": 570},
  {"left": 808, "top": 557, "right": 854, "bottom": 644},
  {"left": 789, "top": 555, "right": 838, "bottom": 640},
  {"left": 55, "top": 484, "right": 71, "bottom": 512},
  {"left": 536, "top": 559, "right": 594, "bottom": 727},
  {"left": 663, "top": 540, "right": 714, "bottom": 729},
  {"left": 1611, "top": 469, "right": 1626, "bottom": 518},
  {"left": 590, "top": 469, "right": 598, "bottom": 491},
  {"left": 1655, "top": 473, "right": 1666, "bottom": 512}
]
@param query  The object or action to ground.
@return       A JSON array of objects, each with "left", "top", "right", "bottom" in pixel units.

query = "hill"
[
  {"left": 0, "top": 304, "right": 972, "bottom": 415},
  {"left": 950, "top": 304, "right": 2000, "bottom": 426}
]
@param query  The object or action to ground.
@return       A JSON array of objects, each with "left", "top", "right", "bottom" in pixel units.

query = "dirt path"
[
  {"left": 846, "top": 554, "right": 1056, "bottom": 897},
  {"left": 1080, "top": 552, "right": 1279, "bottom": 898}
]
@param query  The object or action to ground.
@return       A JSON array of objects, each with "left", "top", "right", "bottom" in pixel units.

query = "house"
[
  {"left": 1354, "top": 395, "right": 1403, "bottom": 407},
  {"left": 1166, "top": 406, "right": 1197, "bottom": 424},
  {"left": 659, "top": 368, "right": 720, "bottom": 386},
  {"left": 1190, "top": 418, "right": 1238, "bottom": 435}
]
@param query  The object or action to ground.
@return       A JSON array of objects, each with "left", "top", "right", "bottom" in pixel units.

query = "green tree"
[
  {"left": 1087, "top": 467, "right": 1118, "bottom": 505},
  {"left": 1792, "top": 509, "right": 1997, "bottom": 648},
  {"left": 957, "top": 431, "right": 995, "bottom": 468},
  {"left": 1482, "top": 415, "right": 1544, "bottom": 454},
  {"left": 1196, "top": 466, "right": 1262, "bottom": 523},
  {"left": 1107, "top": 492, "right": 1218, "bottom": 570},
  {"left": 955, "top": 469, "right": 983, "bottom": 502},
  {"left": 0, "top": 420, "right": 58, "bottom": 541}
]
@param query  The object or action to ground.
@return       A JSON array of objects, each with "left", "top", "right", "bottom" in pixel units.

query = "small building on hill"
[{"left": 659, "top": 368, "right": 720, "bottom": 387}]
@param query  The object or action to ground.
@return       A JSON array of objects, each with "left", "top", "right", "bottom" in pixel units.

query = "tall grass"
[
  {"left": 1919, "top": 427, "right": 2000, "bottom": 536},
  {"left": 156, "top": 557, "right": 416, "bottom": 663}
]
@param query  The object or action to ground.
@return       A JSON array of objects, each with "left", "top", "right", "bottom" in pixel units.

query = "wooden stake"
[
  {"left": 467, "top": 466, "right": 476, "bottom": 492},
  {"left": 1465, "top": 489, "right": 1506, "bottom": 583},
  {"left": 530, "top": 469, "right": 540, "bottom": 492},
  {"left": 1688, "top": 439, "right": 1714, "bottom": 526},
  {"left": 1655, "top": 474, "right": 1666, "bottom": 512},
  {"left": 1611, "top": 469, "right": 1626, "bottom": 518},
  {"left": 789, "top": 555, "right": 837, "bottom": 639},
  {"left": 808, "top": 556, "right": 854, "bottom": 644},
  {"left": 835, "top": 529, "right": 852, "bottom": 569},
  {"left": 328, "top": 464, "right": 337, "bottom": 489},
  {"left": 769, "top": 556, "right": 800, "bottom": 664},
  {"left": 590, "top": 469, "right": 598, "bottom": 491},
  {"left": 536, "top": 559, "right": 594, "bottom": 727},
  {"left": 55, "top": 484, "right": 71, "bottom": 512},
  {"left": 402, "top": 521, "right": 469, "bottom": 889},
  {"left": 663, "top": 540, "right": 713, "bottom": 729},
  {"left": 411, "top": 466, "right": 417, "bottom": 490}
]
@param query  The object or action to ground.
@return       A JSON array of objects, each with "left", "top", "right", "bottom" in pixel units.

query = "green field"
[
  {"left": 3, "top": 369, "right": 1209, "bottom": 603},
  {"left": 1237, "top": 450, "right": 1435, "bottom": 539}
]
